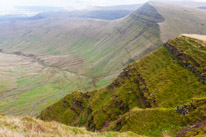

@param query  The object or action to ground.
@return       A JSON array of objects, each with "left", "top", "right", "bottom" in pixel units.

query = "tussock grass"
[{"left": 0, "top": 115, "right": 139, "bottom": 137}]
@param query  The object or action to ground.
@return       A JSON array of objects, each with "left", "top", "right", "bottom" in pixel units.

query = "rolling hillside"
[
  {"left": 0, "top": 1, "right": 206, "bottom": 116},
  {"left": 40, "top": 35, "right": 206, "bottom": 136}
]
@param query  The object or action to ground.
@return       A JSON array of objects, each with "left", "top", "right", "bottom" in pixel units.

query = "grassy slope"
[
  {"left": 151, "top": 2, "right": 206, "bottom": 42},
  {"left": 40, "top": 36, "right": 206, "bottom": 136},
  {"left": 107, "top": 97, "right": 206, "bottom": 137},
  {"left": 168, "top": 36, "right": 206, "bottom": 74},
  {"left": 0, "top": 115, "right": 139, "bottom": 137}
]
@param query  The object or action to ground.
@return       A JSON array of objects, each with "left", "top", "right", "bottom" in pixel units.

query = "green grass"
[
  {"left": 135, "top": 46, "right": 206, "bottom": 107},
  {"left": 168, "top": 36, "right": 206, "bottom": 75},
  {"left": 0, "top": 59, "right": 96, "bottom": 116},
  {"left": 107, "top": 108, "right": 183, "bottom": 136},
  {"left": 40, "top": 36, "right": 206, "bottom": 136}
]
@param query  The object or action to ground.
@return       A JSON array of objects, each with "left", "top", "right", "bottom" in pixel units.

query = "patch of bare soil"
[
  {"left": 182, "top": 34, "right": 206, "bottom": 42},
  {"left": 176, "top": 121, "right": 206, "bottom": 137}
]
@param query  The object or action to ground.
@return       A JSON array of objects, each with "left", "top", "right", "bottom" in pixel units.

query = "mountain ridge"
[{"left": 40, "top": 35, "right": 206, "bottom": 136}]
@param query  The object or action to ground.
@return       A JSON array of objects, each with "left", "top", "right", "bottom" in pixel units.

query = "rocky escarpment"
[
  {"left": 108, "top": 66, "right": 151, "bottom": 108},
  {"left": 176, "top": 98, "right": 206, "bottom": 125},
  {"left": 40, "top": 64, "right": 153, "bottom": 132},
  {"left": 164, "top": 42, "right": 206, "bottom": 84},
  {"left": 175, "top": 98, "right": 206, "bottom": 137}
]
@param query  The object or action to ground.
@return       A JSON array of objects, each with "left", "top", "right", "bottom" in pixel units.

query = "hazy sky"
[
  {"left": 0, "top": 0, "right": 148, "bottom": 15},
  {"left": 0, "top": 0, "right": 205, "bottom": 15},
  {"left": 0, "top": 0, "right": 147, "bottom": 9}
]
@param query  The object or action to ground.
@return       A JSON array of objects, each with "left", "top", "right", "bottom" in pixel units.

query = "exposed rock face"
[
  {"left": 108, "top": 65, "right": 151, "bottom": 108},
  {"left": 176, "top": 105, "right": 190, "bottom": 116},
  {"left": 40, "top": 63, "right": 153, "bottom": 131},
  {"left": 175, "top": 98, "right": 206, "bottom": 136},
  {"left": 176, "top": 98, "right": 206, "bottom": 122},
  {"left": 135, "top": 73, "right": 151, "bottom": 108},
  {"left": 164, "top": 43, "right": 206, "bottom": 84}
]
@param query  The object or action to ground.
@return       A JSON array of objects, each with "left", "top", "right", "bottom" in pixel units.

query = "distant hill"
[
  {"left": 157, "top": 0, "right": 206, "bottom": 8},
  {"left": 30, "top": 4, "right": 142, "bottom": 20},
  {"left": 15, "top": 6, "right": 64, "bottom": 12},
  {"left": 40, "top": 35, "right": 206, "bottom": 137},
  {"left": 32, "top": 10, "right": 133, "bottom": 20},
  {"left": 88, "top": 4, "right": 141, "bottom": 11},
  {"left": 199, "top": 6, "right": 206, "bottom": 10},
  {"left": 0, "top": 4, "right": 141, "bottom": 22},
  {"left": 0, "top": 15, "right": 28, "bottom": 22}
]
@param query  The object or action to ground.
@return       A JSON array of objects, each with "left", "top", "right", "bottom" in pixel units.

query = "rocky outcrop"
[
  {"left": 164, "top": 43, "right": 206, "bottom": 84},
  {"left": 176, "top": 98, "right": 206, "bottom": 124},
  {"left": 135, "top": 73, "right": 151, "bottom": 108},
  {"left": 175, "top": 98, "right": 206, "bottom": 137},
  {"left": 108, "top": 65, "right": 151, "bottom": 108}
]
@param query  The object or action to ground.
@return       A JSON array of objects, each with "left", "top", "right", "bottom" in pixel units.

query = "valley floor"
[{"left": 0, "top": 52, "right": 106, "bottom": 116}]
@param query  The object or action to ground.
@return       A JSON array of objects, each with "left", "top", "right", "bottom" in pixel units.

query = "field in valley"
[{"left": 0, "top": 52, "right": 105, "bottom": 116}]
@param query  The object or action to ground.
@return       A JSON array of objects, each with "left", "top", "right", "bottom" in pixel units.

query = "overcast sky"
[
  {"left": 0, "top": 0, "right": 205, "bottom": 15},
  {"left": 0, "top": 0, "right": 147, "bottom": 15},
  {"left": 0, "top": 0, "right": 147, "bottom": 9}
]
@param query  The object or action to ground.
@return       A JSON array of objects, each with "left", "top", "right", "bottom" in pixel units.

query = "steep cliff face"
[{"left": 40, "top": 35, "right": 206, "bottom": 136}]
